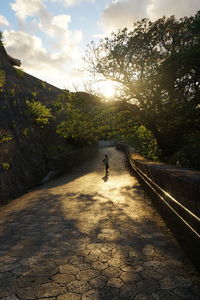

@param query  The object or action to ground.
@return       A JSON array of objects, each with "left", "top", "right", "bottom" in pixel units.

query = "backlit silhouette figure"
[{"left": 103, "top": 154, "right": 109, "bottom": 174}]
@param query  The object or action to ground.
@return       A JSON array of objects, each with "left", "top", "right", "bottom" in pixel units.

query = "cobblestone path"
[{"left": 0, "top": 147, "right": 200, "bottom": 300}]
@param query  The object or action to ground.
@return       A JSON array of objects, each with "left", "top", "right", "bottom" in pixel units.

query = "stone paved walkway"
[{"left": 0, "top": 147, "right": 200, "bottom": 300}]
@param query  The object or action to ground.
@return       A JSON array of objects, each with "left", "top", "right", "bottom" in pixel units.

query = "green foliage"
[
  {"left": 0, "top": 135, "right": 12, "bottom": 143},
  {"left": 124, "top": 126, "right": 161, "bottom": 161},
  {"left": 45, "top": 144, "right": 74, "bottom": 157},
  {"left": 41, "top": 81, "right": 46, "bottom": 89},
  {"left": 2, "top": 163, "right": 10, "bottom": 170},
  {"left": 168, "top": 131, "right": 200, "bottom": 169},
  {"left": 25, "top": 100, "right": 52, "bottom": 126},
  {"left": 11, "top": 88, "right": 15, "bottom": 96},
  {"left": 22, "top": 128, "right": 30, "bottom": 137},
  {"left": 15, "top": 68, "right": 24, "bottom": 78},
  {"left": 0, "top": 69, "right": 6, "bottom": 88},
  {"left": 55, "top": 92, "right": 99, "bottom": 144},
  {"left": 85, "top": 12, "right": 200, "bottom": 168},
  {"left": 31, "top": 91, "right": 38, "bottom": 98}
]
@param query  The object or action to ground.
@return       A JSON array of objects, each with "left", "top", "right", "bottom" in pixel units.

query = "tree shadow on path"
[{"left": 0, "top": 148, "right": 200, "bottom": 300}]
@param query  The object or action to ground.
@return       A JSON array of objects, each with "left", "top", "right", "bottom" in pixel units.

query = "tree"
[
  {"left": 85, "top": 12, "right": 200, "bottom": 160},
  {"left": 54, "top": 91, "right": 102, "bottom": 145}
]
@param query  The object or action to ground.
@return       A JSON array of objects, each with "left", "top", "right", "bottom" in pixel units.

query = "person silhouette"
[{"left": 103, "top": 154, "right": 109, "bottom": 174}]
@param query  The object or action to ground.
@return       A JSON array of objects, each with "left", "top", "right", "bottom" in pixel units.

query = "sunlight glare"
[{"left": 101, "top": 81, "right": 115, "bottom": 98}]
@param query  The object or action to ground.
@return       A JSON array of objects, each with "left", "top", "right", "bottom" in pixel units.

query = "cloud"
[
  {"left": 148, "top": 0, "right": 200, "bottom": 20},
  {"left": 10, "top": 0, "right": 82, "bottom": 51},
  {"left": 100, "top": 0, "right": 150, "bottom": 32},
  {"left": 39, "top": 14, "right": 72, "bottom": 38},
  {"left": 101, "top": 0, "right": 200, "bottom": 32},
  {"left": 10, "top": 0, "right": 50, "bottom": 21},
  {"left": 6, "top": 0, "right": 86, "bottom": 89},
  {"left": 4, "top": 30, "right": 63, "bottom": 68},
  {"left": 0, "top": 15, "right": 10, "bottom": 27},
  {"left": 50, "top": 0, "right": 95, "bottom": 7},
  {"left": 3, "top": 28, "right": 83, "bottom": 87}
]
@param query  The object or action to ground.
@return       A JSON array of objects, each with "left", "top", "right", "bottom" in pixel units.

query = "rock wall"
[
  {"left": 128, "top": 147, "right": 200, "bottom": 217},
  {"left": 0, "top": 145, "right": 98, "bottom": 206},
  {"left": 0, "top": 42, "right": 62, "bottom": 105},
  {"left": 122, "top": 144, "right": 200, "bottom": 272},
  {"left": 0, "top": 43, "right": 98, "bottom": 205}
]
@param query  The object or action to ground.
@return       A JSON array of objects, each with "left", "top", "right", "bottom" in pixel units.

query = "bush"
[
  {"left": 2, "top": 162, "right": 10, "bottom": 170},
  {"left": 168, "top": 132, "right": 200, "bottom": 170},
  {"left": 25, "top": 100, "right": 52, "bottom": 126},
  {"left": 125, "top": 126, "right": 161, "bottom": 161}
]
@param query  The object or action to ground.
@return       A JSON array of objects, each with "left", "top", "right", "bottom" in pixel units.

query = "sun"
[{"left": 101, "top": 81, "right": 115, "bottom": 98}]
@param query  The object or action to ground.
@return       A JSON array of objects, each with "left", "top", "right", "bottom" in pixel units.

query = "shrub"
[
  {"left": 25, "top": 100, "right": 52, "bottom": 126},
  {"left": 2, "top": 162, "right": 10, "bottom": 170}
]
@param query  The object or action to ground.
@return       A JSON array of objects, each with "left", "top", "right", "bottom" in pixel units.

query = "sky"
[{"left": 0, "top": 0, "right": 200, "bottom": 96}]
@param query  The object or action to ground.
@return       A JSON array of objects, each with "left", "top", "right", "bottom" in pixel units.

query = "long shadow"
[{"left": 0, "top": 148, "right": 199, "bottom": 299}]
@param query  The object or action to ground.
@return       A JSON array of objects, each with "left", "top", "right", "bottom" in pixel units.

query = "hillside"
[{"left": 0, "top": 41, "right": 77, "bottom": 203}]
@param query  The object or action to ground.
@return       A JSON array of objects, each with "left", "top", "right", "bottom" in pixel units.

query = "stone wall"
[
  {"left": 127, "top": 147, "right": 200, "bottom": 218},
  {"left": 0, "top": 43, "right": 98, "bottom": 205},
  {"left": 0, "top": 145, "right": 98, "bottom": 205},
  {"left": 119, "top": 144, "right": 200, "bottom": 272},
  {"left": 0, "top": 43, "right": 62, "bottom": 105}
]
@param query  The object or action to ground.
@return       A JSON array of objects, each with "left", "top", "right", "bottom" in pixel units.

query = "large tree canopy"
[{"left": 85, "top": 12, "right": 200, "bottom": 160}]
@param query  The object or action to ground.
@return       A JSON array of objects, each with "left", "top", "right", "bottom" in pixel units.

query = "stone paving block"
[
  {"left": 16, "top": 275, "right": 51, "bottom": 288},
  {"left": 174, "top": 275, "right": 193, "bottom": 288},
  {"left": 17, "top": 283, "right": 66, "bottom": 299},
  {"left": 136, "top": 278, "right": 160, "bottom": 294},
  {"left": 91, "top": 261, "right": 108, "bottom": 271},
  {"left": 89, "top": 249, "right": 102, "bottom": 257},
  {"left": 59, "top": 264, "right": 79, "bottom": 275},
  {"left": 174, "top": 287, "right": 200, "bottom": 300},
  {"left": 100, "top": 286, "right": 119, "bottom": 300},
  {"left": 87, "top": 243, "right": 102, "bottom": 251},
  {"left": 82, "top": 289, "right": 100, "bottom": 300},
  {"left": 0, "top": 147, "right": 200, "bottom": 300},
  {"left": 57, "top": 293, "right": 81, "bottom": 300},
  {"left": 37, "top": 298, "right": 57, "bottom": 300},
  {"left": 69, "top": 256, "right": 84, "bottom": 265},
  {"left": 108, "top": 258, "right": 124, "bottom": 267},
  {"left": 119, "top": 283, "right": 137, "bottom": 299},
  {"left": 120, "top": 271, "right": 141, "bottom": 283},
  {"left": 106, "top": 277, "right": 124, "bottom": 288},
  {"left": 102, "top": 266, "right": 122, "bottom": 278},
  {"left": 53, "top": 273, "right": 76, "bottom": 283},
  {"left": 98, "top": 253, "right": 112, "bottom": 263},
  {"left": 89, "top": 276, "right": 107, "bottom": 288},
  {"left": 0, "top": 296, "right": 20, "bottom": 300},
  {"left": 67, "top": 280, "right": 91, "bottom": 294},
  {"left": 134, "top": 293, "right": 155, "bottom": 300},
  {"left": 78, "top": 263, "right": 91, "bottom": 270},
  {"left": 84, "top": 254, "right": 98, "bottom": 263},
  {"left": 76, "top": 269, "right": 100, "bottom": 281},
  {"left": 152, "top": 289, "right": 183, "bottom": 300},
  {"left": 100, "top": 246, "right": 113, "bottom": 254},
  {"left": 23, "top": 265, "right": 59, "bottom": 277}
]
